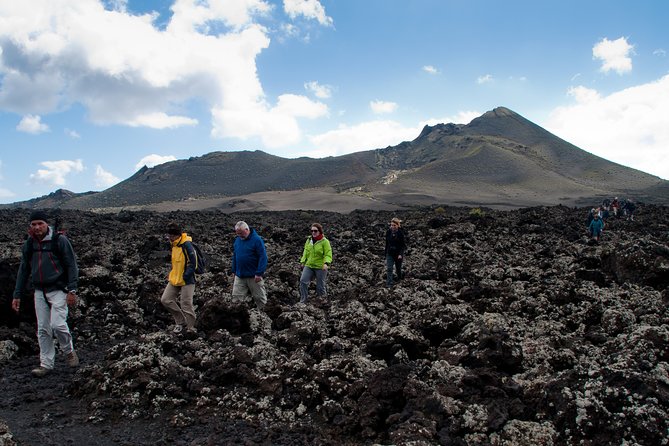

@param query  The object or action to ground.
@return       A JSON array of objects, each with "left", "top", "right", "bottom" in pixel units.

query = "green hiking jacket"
[{"left": 300, "top": 236, "right": 332, "bottom": 269}]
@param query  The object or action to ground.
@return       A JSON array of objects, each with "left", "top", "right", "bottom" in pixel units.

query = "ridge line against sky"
[{"left": 0, "top": 0, "right": 667, "bottom": 203}]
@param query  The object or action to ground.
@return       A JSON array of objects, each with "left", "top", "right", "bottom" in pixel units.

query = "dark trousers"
[{"left": 386, "top": 255, "right": 403, "bottom": 286}]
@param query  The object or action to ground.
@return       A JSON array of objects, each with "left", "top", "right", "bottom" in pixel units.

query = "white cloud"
[
  {"left": 274, "top": 94, "right": 328, "bottom": 117},
  {"left": 477, "top": 74, "right": 493, "bottom": 84},
  {"left": 211, "top": 94, "right": 327, "bottom": 148},
  {"left": 283, "top": 0, "right": 333, "bottom": 27},
  {"left": 17, "top": 115, "right": 50, "bottom": 134},
  {"left": 295, "top": 110, "right": 480, "bottom": 159},
  {"left": 566, "top": 85, "right": 601, "bottom": 104},
  {"left": 135, "top": 154, "right": 177, "bottom": 170},
  {"left": 422, "top": 111, "right": 480, "bottom": 126},
  {"left": 304, "top": 120, "right": 420, "bottom": 158},
  {"left": 95, "top": 165, "right": 120, "bottom": 188},
  {"left": 65, "top": 128, "right": 81, "bottom": 138},
  {"left": 593, "top": 37, "right": 634, "bottom": 75},
  {"left": 545, "top": 74, "right": 669, "bottom": 180},
  {"left": 370, "top": 100, "right": 398, "bottom": 114},
  {"left": 126, "top": 113, "right": 198, "bottom": 129},
  {"left": 422, "top": 65, "right": 438, "bottom": 75},
  {"left": 30, "top": 159, "right": 84, "bottom": 186},
  {"left": 0, "top": 0, "right": 326, "bottom": 148},
  {"left": 0, "top": 161, "right": 14, "bottom": 198},
  {"left": 653, "top": 48, "right": 666, "bottom": 57},
  {"left": 305, "top": 81, "right": 332, "bottom": 99},
  {"left": 0, "top": 187, "right": 15, "bottom": 199}
]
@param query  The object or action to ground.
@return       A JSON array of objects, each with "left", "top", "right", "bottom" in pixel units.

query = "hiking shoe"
[
  {"left": 31, "top": 366, "right": 52, "bottom": 377},
  {"left": 66, "top": 351, "right": 79, "bottom": 367},
  {"left": 173, "top": 325, "right": 183, "bottom": 334}
]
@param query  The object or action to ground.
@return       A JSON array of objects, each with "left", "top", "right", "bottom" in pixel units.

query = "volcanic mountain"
[{"left": 8, "top": 107, "right": 668, "bottom": 211}]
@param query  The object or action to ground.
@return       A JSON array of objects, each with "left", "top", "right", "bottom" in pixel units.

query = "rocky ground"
[{"left": 0, "top": 205, "right": 668, "bottom": 446}]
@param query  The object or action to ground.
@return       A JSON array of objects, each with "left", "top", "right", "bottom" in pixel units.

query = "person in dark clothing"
[
  {"left": 623, "top": 199, "right": 636, "bottom": 221},
  {"left": 11, "top": 210, "right": 79, "bottom": 377},
  {"left": 611, "top": 197, "right": 620, "bottom": 217},
  {"left": 384, "top": 217, "right": 407, "bottom": 287}
]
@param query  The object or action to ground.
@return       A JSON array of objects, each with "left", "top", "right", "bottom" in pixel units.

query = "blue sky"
[{"left": 1, "top": 0, "right": 667, "bottom": 204}]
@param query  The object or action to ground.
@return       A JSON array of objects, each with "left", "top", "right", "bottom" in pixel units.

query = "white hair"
[{"left": 235, "top": 221, "right": 249, "bottom": 231}]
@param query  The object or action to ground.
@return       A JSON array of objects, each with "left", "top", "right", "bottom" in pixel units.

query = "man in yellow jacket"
[
  {"left": 299, "top": 223, "right": 333, "bottom": 304},
  {"left": 161, "top": 222, "right": 198, "bottom": 333}
]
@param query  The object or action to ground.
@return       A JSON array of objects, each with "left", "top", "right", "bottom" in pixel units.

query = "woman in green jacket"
[{"left": 299, "top": 223, "right": 332, "bottom": 303}]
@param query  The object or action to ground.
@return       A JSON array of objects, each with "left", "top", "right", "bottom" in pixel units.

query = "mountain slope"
[
  {"left": 365, "top": 107, "right": 665, "bottom": 207},
  {"left": 6, "top": 106, "right": 668, "bottom": 210}
]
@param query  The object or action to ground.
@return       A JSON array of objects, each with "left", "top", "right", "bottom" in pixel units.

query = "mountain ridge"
[{"left": 4, "top": 107, "right": 667, "bottom": 211}]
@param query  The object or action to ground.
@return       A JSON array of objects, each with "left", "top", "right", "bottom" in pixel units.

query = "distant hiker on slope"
[
  {"left": 11, "top": 210, "right": 80, "bottom": 377},
  {"left": 623, "top": 199, "right": 637, "bottom": 221},
  {"left": 384, "top": 217, "right": 407, "bottom": 287},
  {"left": 299, "top": 223, "right": 333, "bottom": 304},
  {"left": 160, "top": 222, "right": 198, "bottom": 333},
  {"left": 231, "top": 221, "right": 268, "bottom": 310}
]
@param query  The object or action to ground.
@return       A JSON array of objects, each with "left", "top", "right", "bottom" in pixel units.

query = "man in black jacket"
[{"left": 11, "top": 210, "right": 79, "bottom": 377}]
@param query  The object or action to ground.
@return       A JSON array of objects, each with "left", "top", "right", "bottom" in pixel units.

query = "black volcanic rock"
[{"left": 0, "top": 205, "right": 668, "bottom": 445}]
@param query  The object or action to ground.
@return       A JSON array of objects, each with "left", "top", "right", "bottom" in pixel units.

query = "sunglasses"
[{"left": 311, "top": 229, "right": 319, "bottom": 233}]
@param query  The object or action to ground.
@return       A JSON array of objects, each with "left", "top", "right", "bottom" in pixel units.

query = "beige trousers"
[{"left": 160, "top": 283, "right": 196, "bottom": 328}]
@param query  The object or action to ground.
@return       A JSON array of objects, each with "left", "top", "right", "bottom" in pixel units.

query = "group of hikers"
[
  {"left": 10, "top": 210, "right": 408, "bottom": 377},
  {"left": 586, "top": 197, "right": 637, "bottom": 241}
]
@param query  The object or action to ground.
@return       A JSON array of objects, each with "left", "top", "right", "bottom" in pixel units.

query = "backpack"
[
  {"left": 182, "top": 242, "right": 207, "bottom": 274},
  {"left": 24, "top": 230, "right": 69, "bottom": 290},
  {"left": 26, "top": 231, "right": 64, "bottom": 264}
]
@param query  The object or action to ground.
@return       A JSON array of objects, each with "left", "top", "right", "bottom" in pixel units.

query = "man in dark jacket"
[
  {"left": 11, "top": 210, "right": 79, "bottom": 377},
  {"left": 231, "top": 221, "right": 268, "bottom": 310}
]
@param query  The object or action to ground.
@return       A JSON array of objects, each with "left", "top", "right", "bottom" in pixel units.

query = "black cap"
[{"left": 29, "top": 210, "right": 49, "bottom": 224}]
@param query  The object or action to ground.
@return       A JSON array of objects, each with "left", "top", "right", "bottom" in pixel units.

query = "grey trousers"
[
  {"left": 300, "top": 267, "right": 327, "bottom": 303},
  {"left": 232, "top": 276, "right": 267, "bottom": 309},
  {"left": 34, "top": 289, "right": 74, "bottom": 369}
]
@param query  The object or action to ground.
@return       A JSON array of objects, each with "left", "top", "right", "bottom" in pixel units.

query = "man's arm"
[
  {"left": 12, "top": 241, "right": 31, "bottom": 312},
  {"left": 60, "top": 236, "right": 79, "bottom": 293},
  {"left": 255, "top": 238, "right": 268, "bottom": 277}
]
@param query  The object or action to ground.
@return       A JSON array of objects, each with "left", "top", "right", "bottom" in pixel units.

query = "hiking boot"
[
  {"left": 31, "top": 366, "right": 52, "bottom": 377},
  {"left": 66, "top": 351, "right": 79, "bottom": 367}
]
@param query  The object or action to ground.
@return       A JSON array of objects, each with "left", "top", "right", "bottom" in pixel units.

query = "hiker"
[
  {"left": 586, "top": 208, "right": 597, "bottom": 226},
  {"left": 588, "top": 213, "right": 605, "bottom": 241},
  {"left": 299, "top": 223, "right": 333, "bottom": 303},
  {"left": 384, "top": 217, "right": 407, "bottom": 287},
  {"left": 160, "top": 222, "right": 197, "bottom": 333},
  {"left": 600, "top": 199, "right": 610, "bottom": 220},
  {"left": 611, "top": 197, "right": 620, "bottom": 217},
  {"left": 231, "top": 221, "right": 268, "bottom": 310},
  {"left": 11, "top": 210, "right": 79, "bottom": 377},
  {"left": 623, "top": 199, "right": 636, "bottom": 221}
]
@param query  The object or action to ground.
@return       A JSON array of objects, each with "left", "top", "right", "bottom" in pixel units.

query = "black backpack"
[
  {"left": 182, "top": 242, "right": 207, "bottom": 274},
  {"left": 26, "top": 231, "right": 64, "bottom": 264}
]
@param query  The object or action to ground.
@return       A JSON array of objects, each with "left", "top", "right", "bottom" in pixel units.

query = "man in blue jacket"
[
  {"left": 231, "top": 221, "right": 268, "bottom": 310},
  {"left": 11, "top": 210, "right": 80, "bottom": 377}
]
